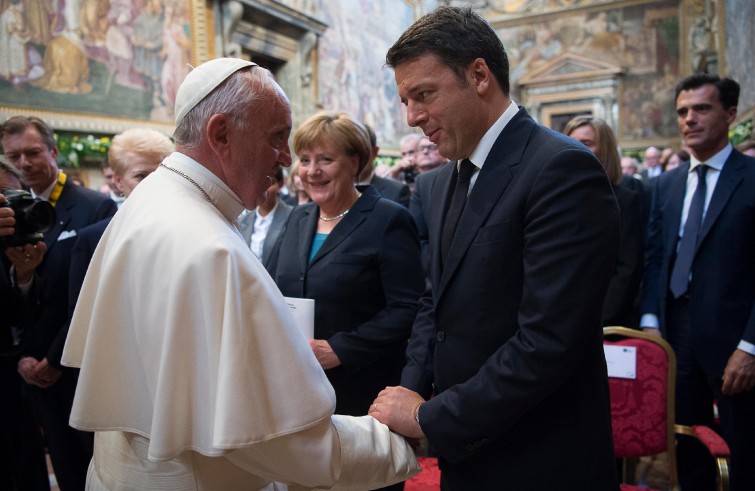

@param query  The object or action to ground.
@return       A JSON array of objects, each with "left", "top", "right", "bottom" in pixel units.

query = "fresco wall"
[
  {"left": 278, "top": 0, "right": 418, "bottom": 148},
  {"left": 0, "top": 0, "right": 194, "bottom": 127}
]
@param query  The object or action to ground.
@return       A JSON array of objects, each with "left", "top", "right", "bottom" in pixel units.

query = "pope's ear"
[{"left": 206, "top": 113, "right": 231, "bottom": 158}]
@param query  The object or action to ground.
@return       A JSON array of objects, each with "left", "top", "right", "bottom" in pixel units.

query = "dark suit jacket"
[
  {"left": 22, "top": 181, "right": 116, "bottom": 367},
  {"left": 402, "top": 108, "right": 620, "bottom": 489},
  {"left": 1, "top": 257, "right": 25, "bottom": 355},
  {"left": 238, "top": 201, "right": 293, "bottom": 276},
  {"left": 409, "top": 166, "right": 445, "bottom": 272},
  {"left": 602, "top": 183, "right": 644, "bottom": 327},
  {"left": 369, "top": 175, "right": 410, "bottom": 208},
  {"left": 273, "top": 186, "right": 423, "bottom": 416},
  {"left": 640, "top": 151, "right": 755, "bottom": 377},
  {"left": 68, "top": 217, "right": 111, "bottom": 315}
]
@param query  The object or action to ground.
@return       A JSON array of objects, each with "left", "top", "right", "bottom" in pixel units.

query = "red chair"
[{"left": 603, "top": 326, "right": 730, "bottom": 491}]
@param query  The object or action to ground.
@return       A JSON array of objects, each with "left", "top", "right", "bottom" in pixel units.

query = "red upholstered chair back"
[
  {"left": 606, "top": 336, "right": 672, "bottom": 456},
  {"left": 604, "top": 326, "right": 678, "bottom": 486},
  {"left": 604, "top": 327, "right": 731, "bottom": 491}
]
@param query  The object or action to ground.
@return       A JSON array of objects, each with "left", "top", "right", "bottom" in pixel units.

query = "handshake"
[{"left": 369, "top": 385, "right": 426, "bottom": 444}]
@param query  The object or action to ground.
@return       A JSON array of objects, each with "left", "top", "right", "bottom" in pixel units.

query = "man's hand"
[
  {"left": 5, "top": 241, "right": 46, "bottom": 284},
  {"left": 387, "top": 158, "right": 416, "bottom": 179},
  {"left": 18, "top": 356, "right": 61, "bottom": 388},
  {"left": 309, "top": 339, "right": 341, "bottom": 370},
  {"left": 18, "top": 356, "right": 40, "bottom": 385},
  {"left": 369, "top": 386, "right": 425, "bottom": 439},
  {"left": 722, "top": 349, "right": 755, "bottom": 395},
  {"left": 30, "top": 358, "right": 62, "bottom": 388},
  {"left": 0, "top": 195, "right": 14, "bottom": 236}
]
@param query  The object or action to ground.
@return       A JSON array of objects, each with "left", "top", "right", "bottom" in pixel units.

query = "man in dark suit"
[
  {"left": 360, "top": 124, "right": 410, "bottom": 207},
  {"left": 410, "top": 164, "right": 445, "bottom": 274},
  {"left": 415, "top": 136, "right": 448, "bottom": 175},
  {"left": 369, "top": 7, "right": 620, "bottom": 489},
  {"left": 640, "top": 74, "right": 755, "bottom": 491},
  {"left": 238, "top": 167, "right": 293, "bottom": 275},
  {"left": 1, "top": 172, "right": 50, "bottom": 490},
  {"left": 640, "top": 146, "right": 663, "bottom": 181},
  {"left": 1, "top": 116, "right": 117, "bottom": 490}
]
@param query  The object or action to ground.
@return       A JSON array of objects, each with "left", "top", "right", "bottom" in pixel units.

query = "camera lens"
[{"left": 24, "top": 200, "right": 56, "bottom": 233}]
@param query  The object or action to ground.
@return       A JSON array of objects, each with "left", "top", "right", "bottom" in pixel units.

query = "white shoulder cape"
[{"left": 63, "top": 153, "right": 336, "bottom": 461}]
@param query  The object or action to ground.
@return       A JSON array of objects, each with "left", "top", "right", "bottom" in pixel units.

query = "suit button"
[
  {"left": 437, "top": 331, "right": 445, "bottom": 342},
  {"left": 299, "top": 274, "right": 305, "bottom": 281}
]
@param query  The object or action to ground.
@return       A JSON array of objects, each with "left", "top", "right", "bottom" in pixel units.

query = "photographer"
[
  {"left": 387, "top": 133, "right": 422, "bottom": 186},
  {"left": 1, "top": 161, "right": 50, "bottom": 490},
  {"left": 1, "top": 115, "right": 117, "bottom": 490}
]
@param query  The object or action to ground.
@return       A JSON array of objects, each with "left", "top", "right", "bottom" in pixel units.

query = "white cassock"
[{"left": 62, "top": 152, "right": 419, "bottom": 490}]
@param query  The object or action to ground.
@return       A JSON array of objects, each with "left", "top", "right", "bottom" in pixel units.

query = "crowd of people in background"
[{"left": 1, "top": 5, "right": 754, "bottom": 491}]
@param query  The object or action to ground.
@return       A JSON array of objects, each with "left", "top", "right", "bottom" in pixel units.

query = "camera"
[
  {"left": 403, "top": 168, "right": 419, "bottom": 184},
  {"left": 0, "top": 189, "right": 56, "bottom": 248}
]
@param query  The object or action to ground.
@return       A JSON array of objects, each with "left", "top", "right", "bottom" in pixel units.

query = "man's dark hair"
[
  {"left": 674, "top": 74, "right": 740, "bottom": 110},
  {"left": 0, "top": 116, "right": 57, "bottom": 151},
  {"left": 386, "top": 6, "right": 510, "bottom": 95}
]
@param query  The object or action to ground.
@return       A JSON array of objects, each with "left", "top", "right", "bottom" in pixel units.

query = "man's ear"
[
  {"left": 206, "top": 113, "right": 231, "bottom": 159},
  {"left": 469, "top": 58, "right": 491, "bottom": 96},
  {"left": 725, "top": 106, "right": 737, "bottom": 125}
]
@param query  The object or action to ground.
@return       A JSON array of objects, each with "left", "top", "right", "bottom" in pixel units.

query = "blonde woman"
[{"left": 564, "top": 117, "right": 644, "bottom": 327}]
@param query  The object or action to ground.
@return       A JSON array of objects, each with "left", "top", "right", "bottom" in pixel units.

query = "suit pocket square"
[{"left": 57, "top": 230, "right": 78, "bottom": 241}]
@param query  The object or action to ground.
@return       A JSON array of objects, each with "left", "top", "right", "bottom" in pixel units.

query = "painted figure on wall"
[
  {"left": 133, "top": 0, "right": 164, "bottom": 108},
  {"left": 159, "top": 0, "right": 190, "bottom": 119},
  {"left": 0, "top": 0, "right": 44, "bottom": 88},
  {"left": 0, "top": 0, "right": 193, "bottom": 123}
]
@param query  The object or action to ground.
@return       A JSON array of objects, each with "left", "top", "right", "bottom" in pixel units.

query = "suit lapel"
[
  {"left": 308, "top": 188, "right": 379, "bottom": 267},
  {"left": 698, "top": 151, "right": 745, "bottom": 247},
  {"left": 43, "top": 181, "right": 75, "bottom": 252},
  {"left": 435, "top": 109, "right": 530, "bottom": 296},
  {"left": 664, "top": 164, "right": 688, "bottom": 258},
  {"left": 297, "top": 204, "right": 318, "bottom": 272},
  {"left": 238, "top": 211, "right": 255, "bottom": 245},
  {"left": 261, "top": 205, "right": 287, "bottom": 263},
  {"left": 429, "top": 162, "right": 457, "bottom": 279}
]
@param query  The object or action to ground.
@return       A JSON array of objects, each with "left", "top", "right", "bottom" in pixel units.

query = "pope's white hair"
[{"left": 173, "top": 66, "right": 279, "bottom": 149}]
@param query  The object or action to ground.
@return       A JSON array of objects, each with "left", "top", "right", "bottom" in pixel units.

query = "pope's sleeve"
[{"left": 225, "top": 415, "right": 420, "bottom": 490}]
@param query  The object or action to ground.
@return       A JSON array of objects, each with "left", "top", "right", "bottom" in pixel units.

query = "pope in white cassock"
[{"left": 61, "top": 58, "right": 420, "bottom": 490}]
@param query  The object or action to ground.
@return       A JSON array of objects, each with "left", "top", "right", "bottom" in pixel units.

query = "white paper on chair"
[
  {"left": 604, "top": 345, "right": 637, "bottom": 379},
  {"left": 284, "top": 297, "right": 315, "bottom": 339}
]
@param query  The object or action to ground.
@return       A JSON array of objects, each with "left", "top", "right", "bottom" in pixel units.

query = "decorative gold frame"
[{"left": 0, "top": 0, "right": 213, "bottom": 136}]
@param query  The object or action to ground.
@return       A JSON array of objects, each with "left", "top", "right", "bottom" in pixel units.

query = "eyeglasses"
[{"left": 418, "top": 144, "right": 438, "bottom": 152}]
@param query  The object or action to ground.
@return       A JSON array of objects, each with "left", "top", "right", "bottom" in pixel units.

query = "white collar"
[
  {"left": 161, "top": 152, "right": 245, "bottom": 224},
  {"left": 690, "top": 143, "right": 732, "bottom": 173},
  {"left": 467, "top": 100, "right": 519, "bottom": 170}
]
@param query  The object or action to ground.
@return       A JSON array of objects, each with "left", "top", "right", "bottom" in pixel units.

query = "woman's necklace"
[
  {"left": 319, "top": 209, "right": 349, "bottom": 222},
  {"left": 319, "top": 191, "right": 361, "bottom": 222}
]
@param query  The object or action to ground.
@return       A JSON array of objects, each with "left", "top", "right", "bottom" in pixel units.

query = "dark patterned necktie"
[
  {"left": 669, "top": 164, "right": 708, "bottom": 298},
  {"left": 441, "top": 159, "right": 475, "bottom": 267}
]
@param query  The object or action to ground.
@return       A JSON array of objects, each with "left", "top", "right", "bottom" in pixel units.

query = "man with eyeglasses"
[
  {"left": 410, "top": 136, "right": 451, "bottom": 272},
  {"left": 415, "top": 136, "right": 449, "bottom": 174},
  {"left": 387, "top": 133, "right": 422, "bottom": 185}
]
